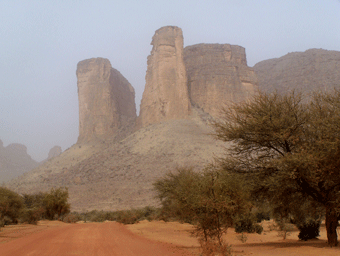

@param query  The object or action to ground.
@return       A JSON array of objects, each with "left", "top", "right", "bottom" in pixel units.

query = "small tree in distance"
[
  {"left": 154, "top": 166, "right": 252, "bottom": 253},
  {"left": 43, "top": 187, "right": 70, "bottom": 220}
]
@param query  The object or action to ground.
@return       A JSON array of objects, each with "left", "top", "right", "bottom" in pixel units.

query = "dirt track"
[{"left": 0, "top": 221, "right": 191, "bottom": 256}]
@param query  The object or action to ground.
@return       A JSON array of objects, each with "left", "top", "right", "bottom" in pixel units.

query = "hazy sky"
[{"left": 1, "top": 0, "right": 340, "bottom": 161}]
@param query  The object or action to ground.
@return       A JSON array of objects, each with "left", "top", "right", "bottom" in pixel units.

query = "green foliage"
[
  {"left": 73, "top": 206, "right": 161, "bottom": 224},
  {"left": 22, "top": 207, "right": 45, "bottom": 225},
  {"left": 234, "top": 214, "right": 263, "bottom": 234},
  {"left": 43, "top": 187, "right": 70, "bottom": 220},
  {"left": 0, "top": 187, "right": 23, "bottom": 225},
  {"left": 22, "top": 192, "right": 46, "bottom": 224},
  {"left": 154, "top": 167, "right": 252, "bottom": 245},
  {"left": 214, "top": 89, "right": 340, "bottom": 246}
]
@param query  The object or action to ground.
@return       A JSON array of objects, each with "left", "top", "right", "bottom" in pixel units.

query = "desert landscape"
[
  {"left": 1, "top": 220, "right": 340, "bottom": 256},
  {"left": 2, "top": 2, "right": 340, "bottom": 254}
]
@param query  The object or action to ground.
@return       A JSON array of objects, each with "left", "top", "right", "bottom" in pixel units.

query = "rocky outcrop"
[
  {"left": 8, "top": 113, "right": 226, "bottom": 211},
  {"left": 0, "top": 140, "right": 39, "bottom": 183},
  {"left": 138, "top": 26, "right": 191, "bottom": 128},
  {"left": 47, "top": 146, "right": 62, "bottom": 160},
  {"left": 254, "top": 49, "right": 340, "bottom": 94},
  {"left": 76, "top": 58, "right": 136, "bottom": 143},
  {"left": 184, "top": 44, "right": 258, "bottom": 118}
]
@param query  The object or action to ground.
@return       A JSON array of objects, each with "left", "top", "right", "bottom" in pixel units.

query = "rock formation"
[
  {"left": 47, "top": 146, "right": 62, "bottom": 160},
  {"left": 0, "top": 140, "right": 39, "bottom": 183},
  {"left": 17, "top": 27, "right": 340, "bottom": 212},
  {"left": 138, "top": 26, "right": 191, "bottom": 128},
  {"left": 254, "top": 49, "right": 340, "bottom": 94},
  {"left": 184, "top": 44, "right": 258, "bottom": 118},
  {"left": 76, "top": 58, "right": 136, "bottom": 143}
]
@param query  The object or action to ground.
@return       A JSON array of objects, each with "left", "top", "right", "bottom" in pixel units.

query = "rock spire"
[
  {"left": 138, "top": 26, "right": 191, "bottom": 128},
  {"left": 76, "top": 58, "right": 136, "bottom": 143}
]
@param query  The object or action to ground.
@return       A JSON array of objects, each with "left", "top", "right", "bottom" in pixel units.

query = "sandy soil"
[
  {"left": 1, "top": 220, "right": 340, "bottom": 256},
  {"left": 127, "top": 220, "right": 340, "bottom": 256},
  {"left": 0, "top": 221, "right": 191, "bottom": 256}
]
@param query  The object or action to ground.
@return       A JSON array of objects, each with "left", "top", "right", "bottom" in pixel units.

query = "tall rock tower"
[
  {"left": 138, "top": 26, "right": 191, "bottom": 128},
  {"left": 76, "top": 58, "right": 136, "bottom": 143},
  {"left": 184, "top": 44, "right": 258, "bottom": 118}
]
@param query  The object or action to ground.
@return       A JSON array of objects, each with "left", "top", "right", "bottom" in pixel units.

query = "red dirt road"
[{"left": 0, "top": 222, "right": 192, "bottom": 256}]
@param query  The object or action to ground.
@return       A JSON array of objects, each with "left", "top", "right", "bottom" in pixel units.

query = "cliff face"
[
  {"left": 138, "top": 26, "right": 191, "bottom": 128},
  {"left": 76, "top": 58, "right": 136, "bottom": 143},
  {"left": 254, "top": 49, "right": 340, "bottom": 94},
  {"left": 184, "top": 44, "right": 258, "bottom": 118}
]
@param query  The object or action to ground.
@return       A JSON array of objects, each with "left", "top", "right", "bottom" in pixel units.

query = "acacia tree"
[
  {"left": 214, "top": 90, "right": 340, "bottom": 246},
  {"left": 154, "top": 167, "right": 251, "bottom": 246}
]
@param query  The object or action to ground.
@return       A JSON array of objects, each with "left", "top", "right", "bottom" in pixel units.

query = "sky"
[{"left": 1, "top": 0, "right": 340, "bottom": 162}]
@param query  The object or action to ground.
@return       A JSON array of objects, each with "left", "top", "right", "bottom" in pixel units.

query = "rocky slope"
[
  {"left": 9, "top": 109, "right": 226, "bottom": 211},
  {"left": 254, "top": 48, "right": 340, "bottom": 94}
]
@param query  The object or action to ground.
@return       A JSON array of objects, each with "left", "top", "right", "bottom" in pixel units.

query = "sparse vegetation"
[
  {"left": 43, "top": 187, "right": 70, "bottom": 220},
  {"left": 0, "top": 187, "right": 23, "bottom": 226},
  {"left": 0, "top": 186, "right": 71, "bottom": 228},
  {"left": 70, "top": 206, "right": 161, "bottom": 224},
  {"left": 154, "top": 166, "right": 252, "bottom": 253}
]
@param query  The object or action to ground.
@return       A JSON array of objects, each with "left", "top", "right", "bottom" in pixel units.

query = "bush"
[
  {"left": 80, "top": 207, "right": 161, "bottom": 224},
  {"left": 296, "top": 218, "right": 321, "bottom": 241},
  {"left": 0, "top": 187, "right": 24, "bottom": 225},
  {"left": 22, "top": 207, "right": 45, "bottom": 224},
  {"left": 154, "top": 167, "right": 252, "bottom": 245},
  {"left": 234, "top": 214, "right": 263, "bottom": 234},
  {"left": 63, "top": 213, "right": 80, "bottom": 223},
  {"left": 43, "top": 187, "right": 70, "bottom": 220}
]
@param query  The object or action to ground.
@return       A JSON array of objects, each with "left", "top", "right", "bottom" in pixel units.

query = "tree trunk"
[{"left": 325, "top": 206, "right": 338, "bottom": 247}]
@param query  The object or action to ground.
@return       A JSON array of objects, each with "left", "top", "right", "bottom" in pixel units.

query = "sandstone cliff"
[
  {"left": 254, "top": 49, "right": 340, "bottom": 94},
  {"left": 77, "top": 58, "right": 136, "bottom": 143},
  {"left": 184, "top": 44, "right": 258, "bottom": 118},
  {"left": 0, "top": 140, "right": 39, "bottom": 183},
  {"left": 138, "top": 26, "right": 191, "bottom": 128}
]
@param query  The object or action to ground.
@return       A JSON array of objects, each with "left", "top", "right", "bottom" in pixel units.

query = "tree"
[
  {"left": 154, "top": 167, "right": 251, "bottom": 246},
  {"left": 0, "top": 187, "right": 23, "bottom": 226},
  {"left": 43, "top": 187, "right": 70, "bottom": 220},
  {"left": 214, "top": 90, "right": 340, "bottom": 246},
  {"left": 22, "top": 192, "right": 46, "bottom": 224}
]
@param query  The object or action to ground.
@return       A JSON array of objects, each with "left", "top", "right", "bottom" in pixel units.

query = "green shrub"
[
  {"left": 22, "top": 207, "right": 44, "bottom": 224},
  {"left": 154, "top": 167, "right": 252, "bottom": 245},
  {"left": 0, "top": 187, "right": 24, "bottom": 225},
  {"left": 43, "top": 187, "right": 70, "bottom": 220},
  {"left": 234, "top": 215, "right": 263, "bottom": 234}
]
